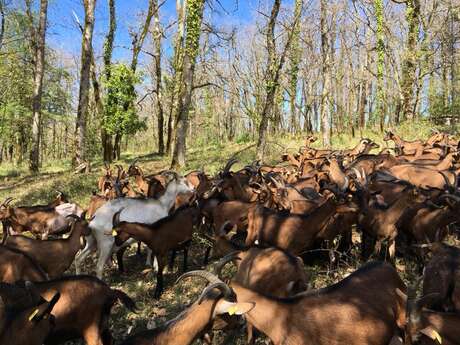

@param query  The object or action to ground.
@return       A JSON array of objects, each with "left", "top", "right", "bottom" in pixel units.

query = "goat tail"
[{"left": 112, "top": 289, "right": 138, "bottom": 313}]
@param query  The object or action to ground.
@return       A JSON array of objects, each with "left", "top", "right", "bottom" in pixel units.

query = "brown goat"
[
  {"left": 120, "top": 271, "right": 254, "bottom": 345},
  {"left": 245, "top": 195, "right": 357, "bottom": 254},
  {"left": 401, "top": 289, "right": 460, "bottom": 345},
  {"left": 358, "top": 182, "right": 430, "bottom": 260},
  {"left": 34, "top": 275, "right": 136, "bottom": 345},
  {"left": 185, "top": 261, "right": 406, "bottom": 345},
  {"left": 111, "top": 205, "right": 200, "bottom": 298},
  {"left": 0, "top": 282, "right": 61, "bottom": 345},
  {"left": 0, "top": 246, "right": 48, "bottom": 283},
  {"left": 5, "top": 214, "right": 90, "bottom": 278},
  {"left": 216, "top": 248, "right": 310, "bottom": 344},
  {"left": 422, "top": 243, "right": 460, "bottom": 312}
]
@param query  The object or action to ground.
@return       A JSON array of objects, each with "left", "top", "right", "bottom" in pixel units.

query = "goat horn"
[
  {"left": 1, "top": 197, "right": 13, "bottom": 208},
  {"left": 129, "top": 158, "right": 139, "bottom": 168},
  {"left": 175, "top": 270, "right": 233, "bottom": 304},
  {"left": 214, "top": 251, "right": 242, "bottom": 278},
  {"left": 222, "top": 158, "right": 238, "bottom": 174},
  {"left": 112, "top": 208, "right": 124, "bottom": 228},
  {"left": 66, "top": 214, "right": 81, "bottom": 220},
  {"left": 426, "top": 200, "right": 443, "bottom": 209},
  {"left": 439, "top": 194, "right": 460, "bottom": 203},
  {"left": 216, "top": 221, "right": 232, "bottom": 236},
  {"left": 268, "top": 175, "right": 283, "bottom": 188}
]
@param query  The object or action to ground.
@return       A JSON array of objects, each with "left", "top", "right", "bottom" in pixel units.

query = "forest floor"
[{"left": 0, "top": 122, "right": 449, "bottom": 344}]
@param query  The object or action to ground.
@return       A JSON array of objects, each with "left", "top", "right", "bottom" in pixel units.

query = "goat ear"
[
  {"left": 419, "top": 326, "right": 442, "bottom": 344},
  {"left": 215, "top": 300, "right": 255, "bottom": 316}
]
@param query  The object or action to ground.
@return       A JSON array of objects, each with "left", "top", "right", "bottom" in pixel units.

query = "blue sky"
[{"left": 46, "top": 0, "right": 256, "bottom": 63}]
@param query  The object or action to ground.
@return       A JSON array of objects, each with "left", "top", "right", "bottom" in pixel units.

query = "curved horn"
[
  {"left": 1, "top": 197, "right": 13, "bottom": 208},
  {"left": 222, "top": 158, "right": 238, "bottom": 174},
  {"left": 216, "top": 221, "right": 232, "bottom": 236},
  {"left": 112, "top": 208, "right": 124, "bottom": 228},
  {"left": 426, "top": 200, "right": 443, "bottom": 209},
  {"left": 129, "top": 158, "right": 139, "bottom": 168},
  {"left": 214, "top": 251, "right": 242, "bottom": 278},
  {"left": 175, "top": 270, "right": 233, "bottom": 304},
  {"left": 66, "top": 214, "right": 81, "bottom": 220},
  {"left": 439, "top": 194, "right": 460, "bottom": 203},
  {"left": 268, "top": 175, "right": 283, "bottom": 189}
]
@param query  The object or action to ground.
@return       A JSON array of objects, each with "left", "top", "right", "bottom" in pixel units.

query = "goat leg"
[
  {"left": 153, "top": 256, "right": 165, "bottom": 299},
  {"left": 168, "top": 250, "right": 177, "bottom": 272},
  {"left": 203, "top": 246, "right": 212, "bottom": 265},
  {"left": 182, "top": 247, "right": 189, "bottom": 273}
]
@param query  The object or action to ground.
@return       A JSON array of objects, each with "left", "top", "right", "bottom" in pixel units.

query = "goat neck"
[
  {"left": 143, "top": 296, "right": 227, "bottom": 345},
  {"left": 230, "top": 282, "right": 290, "bottom": 345},
  {"left": 382, "top": 190, "right": 421, "bottom": 225},
  {"left": 159, "top": 180, "right": 185, "bottom": 210}
]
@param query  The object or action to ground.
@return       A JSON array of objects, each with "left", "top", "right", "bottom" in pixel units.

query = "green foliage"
[{"left": 102, "top": 63, "right": 146, "bottom": 136}]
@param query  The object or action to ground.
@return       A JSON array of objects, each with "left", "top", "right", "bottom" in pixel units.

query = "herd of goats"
[{"left": 2, "top": 130, "right": 460, "bottom": 345}]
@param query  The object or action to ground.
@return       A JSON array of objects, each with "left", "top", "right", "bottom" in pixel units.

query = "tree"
[
  {"left": 101, "top": 0, "right": 116, "bottom": 162},
  {"left": 102, "top": 64, "right": 145, "bottom": 143},
  {"left": 256, "top": 0, "right": 302, "bottom": 160},
  {"left": 288, "top": 0, "right": 302, "bottom": 134},
  {"left": 151, "top": 0, "right": 164, "bottom": 155},
  {"left": 394, "top": 0, "right": 421, "bottom": 123},
  {"left": 74, "top": 0, "right": 96, "bottom": 166},
  {"left": 374, "top": 0, "right": 385, "bottom": 131},
  {"left": 170, "top": 0, "right": 206, "bottom": 169},
  {"left": 320, "top": 0, "right": 330, "bottom": 147},
  {"left": 29, "top": 0, "right": 48, "bottom": 172}
]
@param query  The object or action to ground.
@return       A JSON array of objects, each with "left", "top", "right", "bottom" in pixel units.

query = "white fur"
[{"left": 75, "top": 177, "right": 194, "bottom": 279}]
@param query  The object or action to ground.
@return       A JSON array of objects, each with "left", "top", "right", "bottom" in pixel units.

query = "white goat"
[{"left": 75, "top": 174, "right": 194, "bottom": 279}]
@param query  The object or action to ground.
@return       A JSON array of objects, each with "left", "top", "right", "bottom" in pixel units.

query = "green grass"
[{"left": 0, "top": 122, "right": 451, "bottom": 344}]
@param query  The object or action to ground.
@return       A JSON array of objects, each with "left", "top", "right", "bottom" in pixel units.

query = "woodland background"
[{"left": 0, "top": 0, "right": 459, "bottom": 175}]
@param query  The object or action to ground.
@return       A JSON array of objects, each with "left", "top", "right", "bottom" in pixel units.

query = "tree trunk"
[
  {"left": 102, "top": 0, "right": 116, "bottom": 162},
  {"left": 320, "top": 0, "right": 330, "bottom": 147},
  {"left": 0, "top": 0, "right": 5, "bottom": 51},
  {"left": 288, "top": 0, "right": 302, "bottom": 134},
  {"left": 74, "top": 0, "right": 96, "bottom": 166},
  {"left": 375, "top": 0, "right": 385, "bottom": 131},
  {"left": 29, "top": 0, "right": 48, "bottom": 173},
  {"left": 256, "top": 0, "right": 301, "bottom": 160},
  {"left": 399, "top": 0, "right": 420, "bottom": 121},
  {"left": 171, "top": 0, "right": 205, "bottom": 169},
  {"left": 152, "top": 0, "right": 165, "bottom": 155}
]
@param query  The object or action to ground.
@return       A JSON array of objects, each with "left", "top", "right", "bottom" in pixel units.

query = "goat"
[
  {"left": 0, "top": 197, "right": 83, "bottom": 240},
  {"left": 0, "top": 282, "right": 61, "bottom": 345},
  {"left": 110, "top": 204, "right": 200, "bottom": 298},
  {"left": 32, "top": 275, "right": 136, "bottom": 345},
  {"left": 357, "top": 183, "right": 429, "bottom": 260},
  {"left": 216, "top": 248, "right": 310, "bottom": 344},
  {"left": 120, "top": 271, "right": 254, "bottom": 345},
  {"left": 212, "top": 200, "right": 252, "bottom": 234},
  {"left": 5, "top": 214, "right": 90, "bottom": 279},
  {"left": 245, "top": 195, "right": 358, "bottom": 255},
  {"left": 0, "top": 246, "right": 48, "bottom": 283},
  {"left": 182, "top": 261, "right": 406, "bottom": 345},
  {"left": 422, "top": 242, "right": 460, "bottom": 312},
  {"left": 399, "top": 287, "right": 460, "bottom": 345},
  {"left": 75, "top": 173, "right": 195, "bottom": 279}
]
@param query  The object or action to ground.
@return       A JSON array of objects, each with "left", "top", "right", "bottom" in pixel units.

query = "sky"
[{"left": 45, "top": 0, "right": 257, "bottom": 64}]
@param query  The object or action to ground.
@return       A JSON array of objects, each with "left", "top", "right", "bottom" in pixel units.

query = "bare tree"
[
  {"left": 102, "top": 0, "right": 116, "bottom": 162},
  {"left": 151, "top": 0, "right": 165, "bottom": 155},
  {"left": 256, "top": 0, "right": 302, "bottom": 160},
  {"left": 74, "top": 0, "right": 96, "bottom": 166},
  {"left": 171, "top": 0, "right": 206, "bottom": 169},
  {"left": 320, "top": 0, "right": 331, "bottom": 147},
  {"left": 29, "top": 0, "right": 48, "bottom": 172}
]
